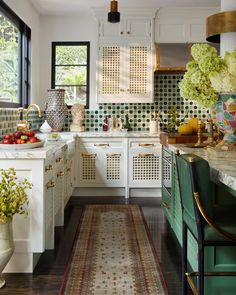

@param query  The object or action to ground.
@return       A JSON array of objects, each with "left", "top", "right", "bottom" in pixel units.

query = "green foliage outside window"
[{"left": 0, "top": 14, "right": 19, "bottom": 103}]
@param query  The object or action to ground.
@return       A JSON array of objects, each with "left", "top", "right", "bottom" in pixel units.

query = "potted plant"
[
  {"left": 0, "top": 168, "right": 32, "bottom": 288},
  {"left": 179, "top": 43, "right": 236, "bottom": 150}
]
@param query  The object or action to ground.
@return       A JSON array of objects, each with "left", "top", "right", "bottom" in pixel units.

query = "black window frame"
[
  {"left": 51, "top": 41, "right": 90, "bottom": 109},
  {"left": 0, "top": 0, "right": 31, "bottom": 108}
]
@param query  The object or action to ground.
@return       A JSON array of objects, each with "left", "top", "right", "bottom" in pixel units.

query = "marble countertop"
[
  {"left": 168, "top": 144, "right": 236, "bottom": 192},
  {"left": 0, "top": 131, "right": 159, "bottom": 159}
]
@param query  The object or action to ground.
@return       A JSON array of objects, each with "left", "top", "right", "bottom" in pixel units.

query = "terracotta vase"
[
  {"left": 216, "top": 93, "right": 236, "bottom": 149},
  {"left": 45, "top": 89, "right": 68, "bottom": 132},
  {"left": 0, "top": 220, "right": 14, "bottom": 288}
]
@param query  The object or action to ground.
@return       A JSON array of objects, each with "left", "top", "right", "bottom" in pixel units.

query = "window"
[
  {"left": 52, "top": 42, "right": 90, "bottom": 108},
  {"left": 0, "top": 1, "right": 31, "bottom": 108}
]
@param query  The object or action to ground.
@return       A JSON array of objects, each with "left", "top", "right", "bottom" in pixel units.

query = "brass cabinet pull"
[
  {"left": 47, "top": 181, "right": 55, "bottom": 189},
  {"left": 162, "top": 202, "right": 170, "bottom": 209},
  {"left": 120, "top": 31, "right": 123, "bottom": 35},
  {"left": 82, "top": 153, "right": 97, "bottom": 157},
  {"left": 139, "top": 143, "right": 154, "bottom": 147},
  {"left": 138, "top": 153, "right": 154, "bottom": 157},
  {"left": 94, "top": 143, "right": 109, "bottom": 147},
  {"left": 127, "top": 31, "right": 130, "bottom": 34},
  {"left": 56, "top": 157, "right": 63, "bottom": 163},
  {"left": 106, "top": 153, "right": 121, "bottom": 157},
  {"left": 67, "top": 168, "right": 71, "bottom": 172},
  {"left": 45, "top": 164, "right": 53, "bottom": 172},
  {"left": 57, "top": 171, "right": 64, "bottom": 177}
]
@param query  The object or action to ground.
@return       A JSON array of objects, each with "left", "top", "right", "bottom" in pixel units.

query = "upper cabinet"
[
  {"left": 155, "top": 7, "right": 219, "bottom": 43},
  {"left": 99, "top": 19, "right": 152, "bottom": 42},
  {"left": 94, "top": 9, "right": 156, "bottom": 103}
]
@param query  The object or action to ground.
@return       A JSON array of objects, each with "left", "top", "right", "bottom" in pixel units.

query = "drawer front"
[
  {"left": 129, "top": 139, "right": 160, "bottom": 149},
  {"left": 78, "top": 138, "right": 124, "bottom": 149}
]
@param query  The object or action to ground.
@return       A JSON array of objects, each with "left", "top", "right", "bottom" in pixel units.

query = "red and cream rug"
[{"left": 59, "top": 204, "right": 168, "bottom": 295}]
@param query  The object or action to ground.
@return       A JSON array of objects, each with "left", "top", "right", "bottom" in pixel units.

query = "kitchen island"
[{"left": 161, "top": 143, "right": 236, "bottom": 295}]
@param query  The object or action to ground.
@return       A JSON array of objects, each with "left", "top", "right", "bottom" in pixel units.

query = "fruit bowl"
[{"left": 0, "top": 140, "right": 45, "bottom": 150}]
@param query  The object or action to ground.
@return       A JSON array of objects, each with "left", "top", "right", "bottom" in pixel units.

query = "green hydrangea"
[
  {"left": 178, "top": 43, "right": 236, "bottom": 108},
  {"left": 0, "top": 168, "right": 33, "bottom": 223}
]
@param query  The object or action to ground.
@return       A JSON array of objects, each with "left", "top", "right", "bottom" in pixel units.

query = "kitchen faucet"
[{"left": 25, "top": 104, "right": 42, "bottom": 130}]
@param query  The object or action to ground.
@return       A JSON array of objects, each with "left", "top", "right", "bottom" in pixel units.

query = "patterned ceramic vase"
[
  {"left": 216, "top": 93, "right": 236, "bottom": 149},
  {"left": 0, "top": 220, "right": 14, "bottom": 288},
  {"left": 45, "top": 89, "right": 68, "bottom": 132}
]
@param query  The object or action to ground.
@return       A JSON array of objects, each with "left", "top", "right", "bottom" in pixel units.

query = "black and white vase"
[{"left": 45, "top": 89, "right": 68, "bottom": 132}]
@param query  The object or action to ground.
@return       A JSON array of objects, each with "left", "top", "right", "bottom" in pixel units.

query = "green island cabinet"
[{"left": 161, "top": 145, "right": 236, "bottom": 294}]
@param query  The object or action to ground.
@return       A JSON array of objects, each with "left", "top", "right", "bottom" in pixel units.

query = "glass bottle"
[
  {"left": 102, "top": 116, "right": 109, "bottom": 131},
  {"left": 123, "top": 114, "right": 131, "bottom": 131}
]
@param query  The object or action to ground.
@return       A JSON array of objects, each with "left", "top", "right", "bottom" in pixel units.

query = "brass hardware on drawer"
[
  {"left": 45, "top": 164, "right": 53, "bottom": 172},
  {"left": 138, "top": 153, "right": 154, "bottom": 157},
  {"left": 138, "top": 143, "right": 154, "bottom": 147},
  {"left": 127, "top": 31, "right": 130, "bottom": 34},
  {"left": 57, "top": 171, "right": 64, "bottom": 177},
  {"left": 94, "top": 143, "right": 109, "bottom": 147},
  {"left": 120, "top": 31, "right": 123, "bottom": 35},
  {"left": 56, "top": 157, "right": 63, "bottom": 163},
  {"left": 67, "top": 168, "right": 71, "bottom": 172},
  {"left": 82, "top": 153, "right": 97, "bottom": 157},
  {"left": 106, "top": 153, "right": 121, "bottom": 157},
  {"left": 162, "top": 202, "right": 170, "bottom": 209},
  {"left": 47, "top": 181, "right": 55, "bottom": 189}
]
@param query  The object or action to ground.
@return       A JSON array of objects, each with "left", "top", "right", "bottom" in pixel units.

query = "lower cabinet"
[
  {"left": 129, "top": 138, "right": 162, "bottom": 188},
  {"left": 77, "top": 138, "right": 125, "bottom": 187}
]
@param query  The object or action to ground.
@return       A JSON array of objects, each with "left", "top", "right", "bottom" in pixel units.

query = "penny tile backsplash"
[{"left": 0, "top": 73, "right": 209, "bottom": 138}]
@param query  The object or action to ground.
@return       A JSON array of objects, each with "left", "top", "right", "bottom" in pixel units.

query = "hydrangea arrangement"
[
  {"left": 0, "top": 168, "right": 33, "bottom": 223},
  {"left": 179, "top": 43, "right": 236, "bottom": 108}
]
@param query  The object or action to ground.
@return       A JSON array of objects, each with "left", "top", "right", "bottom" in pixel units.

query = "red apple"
[
  {"left": 13, "top": 131, "right": 23, "bottom": 138},
  {"left": 4, "top": 134, "right": 12, "bottom": 140},
  {"left": 15, "top": 139, "right": 22, "bottom": 144},
  {"left": 26, "top": 130, "right": 35, "bottom": 137},
  {"left": 2, "top": 138, "right": 12, "bottom": 144},
  {"left": 29, "top": 136, "right": 38, "bottom": 143}
]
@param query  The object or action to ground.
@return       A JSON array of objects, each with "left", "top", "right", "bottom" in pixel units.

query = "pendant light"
[{"left": 108, "top": 0, "right": 120, "bottom": 23}]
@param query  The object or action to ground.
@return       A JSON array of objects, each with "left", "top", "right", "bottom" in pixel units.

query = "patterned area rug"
[{"left": 59, "top": 204, "right": 168, "bottom": 295}]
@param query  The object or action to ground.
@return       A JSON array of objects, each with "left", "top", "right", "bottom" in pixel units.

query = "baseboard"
[{"left": 72, "top": 187, "right": 161, "bottom": 197}]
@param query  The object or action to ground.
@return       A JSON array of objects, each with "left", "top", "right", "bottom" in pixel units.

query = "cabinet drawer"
[
  {"left": 78, "top": 139, "right": 124, "bottom": 149},
  {"left": 129, "top": 139, "right": 160, "bottom": 149}
]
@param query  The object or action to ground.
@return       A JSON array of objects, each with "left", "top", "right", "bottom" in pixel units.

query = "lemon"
[
  {"left": 188, "top": 117, "right": 205, "bottom": 133},
  {"left": 178, "top": 123, "right": 193, "bottom": 135}
]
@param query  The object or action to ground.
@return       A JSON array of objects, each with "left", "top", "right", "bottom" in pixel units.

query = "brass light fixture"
[
  {"left": 206, "top": 10, "right": 236, "bottom": 43},
  {"left": 108, "top": 0, "right": 120, "bottom": 23}
]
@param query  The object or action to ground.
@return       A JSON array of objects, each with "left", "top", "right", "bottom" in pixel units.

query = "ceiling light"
[{"left": 108, "top": 0, "right": 120, "bottom": 23}]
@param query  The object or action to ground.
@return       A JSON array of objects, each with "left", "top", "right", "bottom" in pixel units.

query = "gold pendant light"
[{"left": 206, "top": 10, "right": 236, "bottom": 43}]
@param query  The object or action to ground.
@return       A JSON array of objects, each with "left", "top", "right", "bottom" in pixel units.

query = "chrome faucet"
[{"left": 25, "top": 104, "right": 42, "bottom": 130}]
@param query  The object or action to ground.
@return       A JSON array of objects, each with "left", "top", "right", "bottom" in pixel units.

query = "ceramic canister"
[{"left": 45, "top": 89, "right": 68, "bottom": 132}]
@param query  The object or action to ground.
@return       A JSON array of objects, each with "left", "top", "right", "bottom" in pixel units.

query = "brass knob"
[{"left": 45, "top": 164, "right": 53, "bottom": 172}]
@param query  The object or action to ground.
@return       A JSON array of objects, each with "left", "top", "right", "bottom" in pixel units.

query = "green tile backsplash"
[{"left": 0, "top": 73, "right": 209, "bottom": 138}]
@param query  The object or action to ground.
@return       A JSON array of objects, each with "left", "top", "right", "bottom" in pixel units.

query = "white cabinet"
[
  {"left": 77, "top": 138, "right": 125, "bottom": 187},
  {"left": 44, "top": 157, "right": 55, "bottom": 250},
  {"left": 54, "top": 146, "right": 67, "bottom": 227},
  {"left": 98, "top": 43, "right": 153, "bottom": 103},
  {"left": 95, "top": 9, "right": 155, "bottom": 104},
  {"left": 65, "top": 141, "right": 75, "bottom": 206},
  {"left": 128, "top": 138, "right": 162, "bottom": 188},
  {"left": 98, "top": 19, "right": 152, "bottom": 42},
  {"left": 155, "top": 7, "right": 219, "bottom": 43}
]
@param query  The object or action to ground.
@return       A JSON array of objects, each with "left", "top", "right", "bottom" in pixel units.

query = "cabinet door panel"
[
  {"left": 45, "top": 177, "right": 55, "bottom": 250},
  {"left": 99, "top": 20, "right": 124, "bottom": 42},
  {"left": 127, "top": 19, "right": 151, "bottom": 41}
]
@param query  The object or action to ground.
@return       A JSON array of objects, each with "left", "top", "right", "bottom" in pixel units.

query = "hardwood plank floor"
[{"left": 1, "top": 196, "right": 191, "bottom": 295}]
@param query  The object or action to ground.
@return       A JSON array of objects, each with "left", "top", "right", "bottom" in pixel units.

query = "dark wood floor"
[{"left": 1, "top": 196, "right": 191, "bottom": 295}]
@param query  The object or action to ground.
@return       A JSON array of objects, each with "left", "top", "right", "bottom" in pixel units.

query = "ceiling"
[{"left": 30, "top": 0, "right": 220, "bottom": 16}]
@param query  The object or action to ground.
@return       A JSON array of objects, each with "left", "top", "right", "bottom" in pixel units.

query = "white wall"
[
  {"left": 4, "top": 0, "right": 42, "bottom": 107},
  {"left": 40, "top": 15, "right": 98, "bottom": 109}
]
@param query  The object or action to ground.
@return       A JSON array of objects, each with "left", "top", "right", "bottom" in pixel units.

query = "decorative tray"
[{"left": 0, "top": 140, "right": 45, "bottom": 150}]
